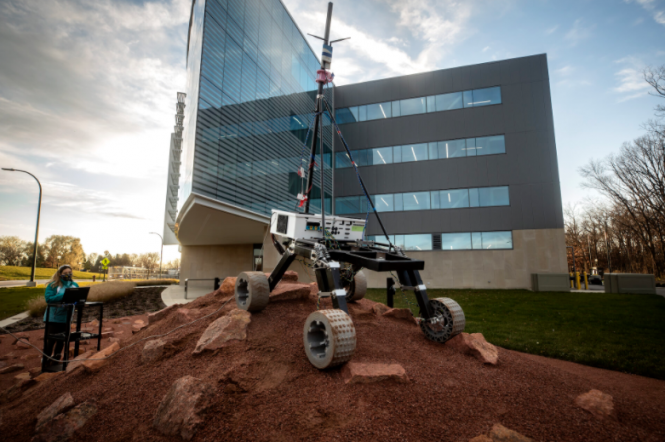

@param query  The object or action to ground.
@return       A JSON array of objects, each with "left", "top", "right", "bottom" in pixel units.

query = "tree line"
[
  {"left": 0, "top": 235, "right": 180, "bottom": 274},
  {"left": 566, "top": 65, "right": 665, "bottom": 278}
]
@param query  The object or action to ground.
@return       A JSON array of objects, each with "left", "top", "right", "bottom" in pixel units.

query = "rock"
[
  {"left": 216, "top": 277, "right": 237, "bottom": 298},
  {"left": 35, "top": 392, "right": 75, "bottom": 431},
  {"left": 103, "top": 327, "right": 113, "bottom": 332},
  {"left": 0, "top": 363, "right": 25, "bottom": 374},
  {"left": 14, "top": 372, "right": 31, "bottom": 382},
  {"left": 575, "top": 389, "right": 615, "bottom": 419},
  {"left": 20, "top": 353, "right": 40, "bottom": 360},
  {"left": 12, "top": 332, "right": 29, "bottom": 345},
  {"left": 372, "top": 303, "right": 390, "bottom": 315},
  {"left": 0, "top": 352, "right": 15, "bottom": 361},
  {"left": 309, "top": 282, "right": 318, "bottom": 295},
  {"left": 193, "top": 309, "right": 251, "bottom": 354},
  {"left": 132, "top": 322, "right": 147, "bottom": 334},
  {"left": 142, "top": 339, "right": 167, "bottom": 364},
  {"left": 342, "top": 362, "right": 409, "bottom": 385},
  {"left": 101, "top": 331, "right": 114, "bottom": 339},
  {"left": 65, "top": 351, "right": 95, "bottom": 373},
  {"left": 29, "top": 367, "right": 42, "bottom": 377},
  {"left": 15, "top": 340, "right": 32, "bottom": 349},
  {"left": 488, "top": 424, "right": 534, "bottom": 441},
  {"left": 269, "top": 283, "right": 311, "bottom": 302},
  {"left": 89, "top": 319, "right": 100, "bottom": 327},
  {"left": 32, "top": 401, "right": 97, "bottom": 442},
  {"left": 1, "top": 378, "right": 35, "bottom": 404},
  {"left": 153, "top": 376, "right": 216, "bottom": 440},
  {"left": 34, "top": 372, "right": 63, "bottom": 383},
  {"left": 446, "top": 333, "right": 499, "bottom": 365},
  {"left": 109, "top": 337, "right": 120, "bottom": 344},
  {"left": 382, "top": 308, "right": 416, "bottom": 324},
  {"left": 469, "top": 435, "right": 494, "bottom": 442},
  {"left": 175, "top": 308, "right": 203, "bottom": 324},
  {"left": 82, "top": 342, "right": 120, "bottom": 373},
  {"left": 148, "top": 304, "right": 180, "bottom": 324},
  {"left": 282, "top": 270, "right": 299, "bottom": 282}
]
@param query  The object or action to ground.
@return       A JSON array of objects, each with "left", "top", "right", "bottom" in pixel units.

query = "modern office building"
[{"left": 165, "top": 0, "right": 567, "bottom": 289}]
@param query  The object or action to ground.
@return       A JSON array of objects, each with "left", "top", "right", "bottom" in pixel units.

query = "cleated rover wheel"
[
  {"left": 419, "top": 297, "right": 465, "bottom": 343},
  {"left": 303, "top": 309, "right": 356, "bottom": 369},
  {"left": 235, "top": 271, "right": 270, "bottom": 312},
  {"left": 344, "top": 270, "right": 367, "bottom": 302}
]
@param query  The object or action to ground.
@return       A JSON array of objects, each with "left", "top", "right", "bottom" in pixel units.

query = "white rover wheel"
[
  {"left": 235, "top": 272, "right": 270, "bottom": 312},
  {"left": 419, "top": 297, "right": 465, "bottom": 343},
  {"left": 346, "top": 271, "right": 367, "bottom": 302},
  {"left": 303, "top": 309, "right": 356, "bottom": 369}
]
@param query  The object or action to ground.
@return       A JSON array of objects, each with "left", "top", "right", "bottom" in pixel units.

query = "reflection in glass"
[
  {"left": 403, "top": 192, "right": 430, "bottom": 211},
  {"left": 401, "top": 143, "right": 428, "bottom": 162},
  {"left": 366, "top": 102, "right": 392, "bottom": 120},
  {"left": 476, "top": 135, "right": 505, "bottom": 155},
  {"left": 479, "top": 186, "right": 510, "bottom": 206},
  {"left": 436, "top": 92, "right": 463, "bottom": 111},
  {"left": 438, "top": 139, "right": 466, "bottom": 158},
  {"left": 405, "top": 234, "right": 432, "bottom": 251},
  {"left": 471, "top": 232, "right": 482, "bottom": 249},
  {"left": 400, "top": 97, "right": 427, "bottom": 116},
  {"left": 370, "top": 147, "right": 393, "bottom": 165},
  {"left": 336, "top": 108, "right": 358, "bottom": 124},
  {"left": 481, "top": 231, "right": 512, "bottom": 249},
  {"left": 439, "top": 189, "right": 469, "bottom": 209},
  {"left": 471, "top": 87, "right": 502, "bottom": 107},
  {"left": 392, "top": 100, "right": 401, "bottom": 117},
  {"left": 426, "top": 95, "right": 436, "bottom": 113},
  {"left": 373, "top": 194, "right": 394, "bottom": 212},
  {"left": 465, "top": 138, "right": 476, "bottom": 156},
  {"left": 469, "top": 188, "right": 480, "bottom": 207},
  {"left": 441, "top": 233, "right": 471, "bottom": 250}
]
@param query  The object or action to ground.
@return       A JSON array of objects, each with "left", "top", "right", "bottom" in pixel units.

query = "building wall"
[{"left": 180, "top": 243, "right": 253, "bottom": 286}]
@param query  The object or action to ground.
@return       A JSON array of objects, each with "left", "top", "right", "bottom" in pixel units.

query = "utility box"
[
  {"left": 531, "top": 273, "right": 571, "bottom": 292},
  {"left": 604, "top": 273, "right": 656, "bottom": 294}
]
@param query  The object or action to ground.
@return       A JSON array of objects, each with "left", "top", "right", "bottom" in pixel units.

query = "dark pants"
[{"left": 44, "top": 323, "right": 68, "bottom": 362}]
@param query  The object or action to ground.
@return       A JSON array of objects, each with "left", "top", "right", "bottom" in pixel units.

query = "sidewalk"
[
  {"left": 0, "top": 279, "right": 50, "bottom": 288},
  {"left": 160, "top": 285, "right": 212, "bottom": 306}
]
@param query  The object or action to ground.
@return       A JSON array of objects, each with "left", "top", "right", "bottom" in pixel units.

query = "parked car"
[{"left": 588, "top": 275, "right": 603, "bottom": 286}]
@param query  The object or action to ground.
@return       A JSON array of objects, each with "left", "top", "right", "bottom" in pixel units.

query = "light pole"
[
  {"left": 149, "top": 232, "right": 163, "bottom": 278},
  {"left": 2, "top": 168, "right": 42, "bottom": 287}
]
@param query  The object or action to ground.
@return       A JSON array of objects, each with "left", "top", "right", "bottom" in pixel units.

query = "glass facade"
[
  {"left": 335, "top": 86, "right": 501, "bottom": 124},
  {"left": 179, "top": 0, "right": 333, "bottom": 216},
  {"left": 336, "top": 186, "right": 510, "bottom": 215},
  {"left": 335, "top": 135, "right": 505, "bottom": 169},
  {"left": 367, "top": 231, "right": 513, "bottom": 251}
]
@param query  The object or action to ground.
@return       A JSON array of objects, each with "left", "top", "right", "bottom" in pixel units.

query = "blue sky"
[{"left": 0, "top": 0, "right": 663, "bottom": 262}]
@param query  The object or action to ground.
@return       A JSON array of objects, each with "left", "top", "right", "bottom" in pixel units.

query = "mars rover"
[{"left": 234, "top": 2, "right": 465, "bottom": 369}]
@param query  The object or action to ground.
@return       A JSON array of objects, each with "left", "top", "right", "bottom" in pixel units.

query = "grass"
[
  {"left": 0, "top": 287, "right": 45, "bottom": 320},
  {"left": 366, "top": 288, "right": 665, "bottom": 380},
  {"left": 0, "top": 266, "right": 104, "bottom": 281}
]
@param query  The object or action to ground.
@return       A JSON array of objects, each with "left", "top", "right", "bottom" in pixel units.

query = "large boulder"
[
  {"left": 193, "top": 309, "right": 251, "bottom": 354},
  {"left": 175, "top": 308, "right": 203, "bottom": 324},
  {"left": 153, "top": 376, "right": 216, "bottom": 440},
  {"left": 82, "top": 342, "right": 120, "bottom": 373},
  {"left": 35, "top": 392, "right": 75, "bottom": 431},
  {"left": 32, "top": 401, "right": 97, "bottom": 442},
  {"left": 446, "top": 333, "right": 499, "bottom": 365},
  {"left": 132, "top": 320, "right": 147, "bottom": 334},
  {"left": 0, "top": 363, "right": 24, "bottom": 374},
  {"left": 216, "top": 277, "right": 236, "bottom": 298},
  {"left": 65, "top": 351, "right": 95, "bottom": 374},
  {"left": 341, "top": 362, "right": 409, "bottom": 385},
  {"left": 575, "top": 389, "right": 615, "bottom": 419},
  {"left": 142, "top": 339, "right": 167, "bottom": 364},
  {"left": 269, "top": 283, "right": 311, "bottom": 302},
  {"left": 148, "top": 304, "right": 180, "bottom": 324}
]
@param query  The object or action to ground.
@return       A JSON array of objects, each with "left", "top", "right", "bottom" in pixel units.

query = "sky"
[{"left": 0, "top": 0, "right": 664, "bottom": 264}]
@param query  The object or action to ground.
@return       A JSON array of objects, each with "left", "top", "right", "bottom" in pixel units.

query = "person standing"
[{"left": 43, "top": 265, "right": 79, "bottom": 365}]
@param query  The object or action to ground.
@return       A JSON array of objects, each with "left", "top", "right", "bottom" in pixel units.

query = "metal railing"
[{"left": 184, "top": 277, "right": 221, "bottom": 299}]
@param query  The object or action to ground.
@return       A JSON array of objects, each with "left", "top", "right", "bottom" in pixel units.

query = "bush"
[{"left": 134, "top": 279, "right": 179, "bottom": 286}]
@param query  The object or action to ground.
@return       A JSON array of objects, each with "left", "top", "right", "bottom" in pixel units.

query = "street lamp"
[
  {"left": 2, "top": 168, "right": 42, "bottom": 287},
  {"left": 149, "top": 232, "right": 163, "bottom": 278}
]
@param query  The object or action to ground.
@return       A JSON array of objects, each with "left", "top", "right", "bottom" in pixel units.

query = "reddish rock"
[
  {"left": 148, "top": 304, "right": 180, "bottom": 324},
  {"left": 65, "top": 350, "right": 95, "bottom": 374},
  {"left": 269, "top": 283, "right": 311, "bottom": 302},
  {"left": 20, "top": 353, "right": 40, "bottom": 361},
  {"left": 342, "top": 362, "right": 409, "bottom": 385},
  {"left": 103, "top": 327, "right": 113, "bottom": 332},
  {"left": 11, "top": 332, "right": 29, "bottom": 345},
  {"left": 35, "top": 392, "right": 75, "bottom": 431},
  {"left": 101, "top": 331, "right": 114, "bottom": 339},
  {"left": 0, "top": 363, "right": 24, "bottom": 374},
  {"left": 213, "top": 277, "right": 236, "bottom": 298},
  {"left": 153, "top": 376, "right": 216, "bottom": 440},
  {"left": 175, "top": 308, "right": 203, "bottom": 324},
  {"left": 469, "top": 435, "right": 493, "bottom": 442},
  {"left": 0, "top": 352, "right": 15, "bottom": 361},
  {"left": 32, "top": 401, "right": 97, "bottom": 442},
  {"left": 282, "top": 270, "right": 299, "bottom": 282},
  {"left": 34, "top": 372, "right": 63, "bottom": 383},
  {"left": 142, "top": 339, "right": 167, "bottom": 364},
  {"left": 15, "top": 340, "right": 32, "bottom": 349},
  {"left": 89, "top": 319, "right": 100, "bottom": 327},
  {"left": 82, "top": 342, "right": 120, "bottom": 373},
  {"left": 108, "top": 337, "right": 120, "bottom": 344},
  {"left": 1, "top": 378, "right": 35, "bottom": 403},
  {"left": 14, "top": 372, "right": 31, "bottom": 382},
  {"left": 132, "top": 322, "right": 147, "bottom": 334},
  {"left": 29, "top": 367, "right": 42, "bottom": 377},
  {"left": 193, "top": 309, "right": 251, "bottom": 354},
  {"left": 382, "top": 308, "right": 416, "bottom": 324},
  {"left": 488, "top": 424, "right": 534, "bottom": 441},
  {"left": 309, "top": 282, "right": 318, "bottom": 295},
  {"left": 446, "top": 333, "right": 499, "bottom": 365},
  {"left": 372, "top": 303, "right": 390, "bottom": 315},
  {"left": 575, "top": 389, "right": 615, "bottom": 419}
]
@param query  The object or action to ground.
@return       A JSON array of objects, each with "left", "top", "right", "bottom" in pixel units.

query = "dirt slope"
[{"left": 1, "top": 287, "right": 664, "bottom": 442}]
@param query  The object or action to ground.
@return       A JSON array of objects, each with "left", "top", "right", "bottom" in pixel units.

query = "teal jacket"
[{"left": 43, "top": 280, "right": 79, "bottom": 324}]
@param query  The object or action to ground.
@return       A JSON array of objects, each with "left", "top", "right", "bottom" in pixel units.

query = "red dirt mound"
[{"left": 1, "top": 285, "right": 665, "bottom": 441}]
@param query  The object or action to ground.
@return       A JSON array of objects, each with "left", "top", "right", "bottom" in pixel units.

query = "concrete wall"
[{"left": 180, "top": 243, "right": 254, "bottom": 286}]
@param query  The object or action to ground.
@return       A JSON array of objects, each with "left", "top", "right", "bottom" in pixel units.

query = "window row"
[
  {"left": 335, "top": 135, "right": 505, "bottom": 169},
  {"left": 336, "top": 86, "right": 502, "bottom": 124},
  {"left": 365, "top": 231, "right": 513, "bottom": 251},
  {"left": 336, "top": 186, "right": 510, "bottom": 215}
]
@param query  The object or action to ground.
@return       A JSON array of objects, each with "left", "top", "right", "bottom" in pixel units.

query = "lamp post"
[
  {"left": 149, "top": 232, "right": 163, "bottom": 279},
  {"left": 2, "top": 168, "right": 42, "bottom": 287}
]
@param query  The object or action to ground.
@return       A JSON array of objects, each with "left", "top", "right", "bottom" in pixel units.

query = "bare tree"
[
  {"left": 644, "top": 65, "right": 665, "bottom": 117},
  {"left": 0, "top": 236, "right": 26, "bottom": 266}
]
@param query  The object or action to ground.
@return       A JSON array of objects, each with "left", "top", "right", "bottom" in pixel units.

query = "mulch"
[{"left": 1, "top": 287, "right": 664, "bottom": 441}]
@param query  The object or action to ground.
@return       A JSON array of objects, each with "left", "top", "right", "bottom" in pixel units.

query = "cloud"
[
  {"left": 612, "top": 56, "right": 651, "bottom": 101},
  {"left": 564, "top": 19, "right": 593, "bottom": 45},
  {"left": 625, "top": 0, "right": 665, "bottom": 26},
  {"left": 545, "top": 25, "right": 559, "bottom": 35},
  {"left": 555, "top": 65, "right": 574, "bottom": 76},
  {"left": 482, "top": 46, "right": 491, "bottom": 52}
]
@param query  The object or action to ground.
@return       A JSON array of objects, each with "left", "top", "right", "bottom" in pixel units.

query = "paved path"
[
  {"left": 0, "top": 279, "right": 50, "bottom": 288},
  {"left": 161, "top": 285, "right": 211, "bottom": 306},
  {"left": 0, "top": 311, "right": 30, "bottom": 329}
]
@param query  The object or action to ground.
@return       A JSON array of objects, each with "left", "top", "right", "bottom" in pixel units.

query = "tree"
[
  {"left": 166, "top": 258, "right": 180, "bottom": 270},
  {"left": 21, "top": 241, "right": 46, "bottom": 268},
  {"left": 138, "top": 252, "right": 160, "bottom": 277},
  {"left": 42, "top": 235, "right": 86, "bottom": 269},
  {"left": 0, "top": 236, "right": 26, "bottom": 266},
  {"left": 644, "top": 65, "right": 665, "bottom": 117}
]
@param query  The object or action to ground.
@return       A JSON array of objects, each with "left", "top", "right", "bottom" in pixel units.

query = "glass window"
[
  {"left": 370, "top": 147, "right": 392, "bottom": 165},
  {"left": 336, "top": 196, "right": 361, "bottom": 214},
  {"left": 393, "top": 146, "right": 402, "bottom": 163},
  {"left": 373, "top": 194, "right": 394, "bottom": 212},
  {"left": 393, "top": 234, "right": 405, "bottom": 248},
  {"left": 469, "top": 188, "right": 480, "bottom": 207},
  {"left": 349, "top": 106, "right": 359, "bottom": 121},
  {"left": 479, "top": 186, "right": 510, "bottom": 207},
  {"left": 336, "top": 108, "right": 358, "bottom": 125},
  {"left": 471, "top": 87, "right": 502, "bottom": 107},
  {"left": 430, "top": 190, "right": 440, "bottom": 209},
  {"left": 441, "top": 233, "right": 471, "bottom": 250},
  {"left": 438, "top": 139, "right": 466, "bottom": 159},
  {"left": 403, "top": 191, "right": 430, "bottom": 211},
  {"left": 471, "top": 232, "right": 482, "bottom": 249},
  {"left": 335, "top": 152, "right": 352, "bottom": 169},
  {"left": 394, "top": 193, "right": 403, "bottom": 211},
  {"left": 463, "top": 90, "right": 474, "bottom": 108},
  {"left": 476, "top": 135, "right": 505, "bottom": 156},
  {"left": 366, "top": 102, "right": 392, "bottom": 120},
  {"left": 392, "top": 100, "right": 401, "bottom": 117},
  {"left": 436, "top": 92, "right": 464, "bottom": 111},
  {"left": 465, "top": 138, "right": 477, "bottom": 156},
  {"left": 426, "top": 95, "right": 436, "bottom": 113},
  {"left": 358, "top": 105, "right": 367, "bottom": 121},
  {"left": 400, "top": 97, "right": 427, "bottom": 116},
  {"left": 405, "top": 234, "right": 432, "bottom": 251},
  {"left": 439, "top": 189, "right": 469, "bottom": 209},
  {"left": 428, "top": 142, "right": 438, "bottom": 160},
  {"left": 352, "top": 149, "right": 368, "bottom": 167},
  {"left": 401, "top": 143, "right": 428, "bottom": 162},
  {"left": 481, "top": 231, "right": 513, "bottom": 249}
]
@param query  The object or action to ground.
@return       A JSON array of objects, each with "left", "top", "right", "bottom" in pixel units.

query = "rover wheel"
[
  {"left": 235, "top": 272, "right": 270, "bottom": 312},
  {"left": 344, "top": 271, "right": 367, "bottom": 302},
  {"left": 419, "top": 297, "right": 465, "bottom": 343},
  {"left": 303, "top": 309, "right": 356, "bottom": 369}
]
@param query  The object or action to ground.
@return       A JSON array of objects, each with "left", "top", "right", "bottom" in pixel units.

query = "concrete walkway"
[
  {"left": 0, "top": 279, "right": 50, "bottom": 288},
  {"left": 161, "top": 285, "right": 212, "bottom": 307},
  {"left": 0, "top": 311, "right": 30, "bottom": 329}
]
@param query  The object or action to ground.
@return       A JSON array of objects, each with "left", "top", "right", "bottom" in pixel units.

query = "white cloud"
[
  {"left": 555, "top": 65, "right": 574, "bottom": 76},
  {"left": 625, "top": 0, "right": 665, "bottom": 26},
  {"left": 482, "top": 46, "right": 491, "bottom": 52},
  {"left": 612, "top": 56, "right": 651, "bottom": 101},
  {"left": 564, "top": 19, "right": 593, "bottom": 45},
  {"left": 545, "top": 25, "right": 559, "bottom": 35}
]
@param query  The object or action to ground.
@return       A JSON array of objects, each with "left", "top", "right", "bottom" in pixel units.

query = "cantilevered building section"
[{"left": 162, "top": 92, "right": 186, "bottom": 245}]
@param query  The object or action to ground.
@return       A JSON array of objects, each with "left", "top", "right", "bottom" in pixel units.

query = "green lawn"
[
  {"left": 366, "top": 288, "right": 665, "bottom": 380},
  {"left": 0, "top": 266, "right": 103, "bottom": 281},
  {"left": 0, "top": 287, "right": 45, "bottom": 320}
]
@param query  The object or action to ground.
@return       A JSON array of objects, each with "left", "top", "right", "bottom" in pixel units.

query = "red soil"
[{"left": 1, "top": 290, "right": 665, "bottom": 442}]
